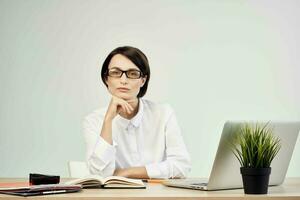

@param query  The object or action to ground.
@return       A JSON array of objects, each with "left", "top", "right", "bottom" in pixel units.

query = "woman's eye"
[
  {"left": 110, "top": 70, "right": 121, "bottom": 76},
  {"left": 128, "top": 71, "right": 140, "bottom": 77}
]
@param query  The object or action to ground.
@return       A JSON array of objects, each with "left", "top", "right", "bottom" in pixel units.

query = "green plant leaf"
[{"left": 229, "top": 122, "right": 281, "bottom": 168}]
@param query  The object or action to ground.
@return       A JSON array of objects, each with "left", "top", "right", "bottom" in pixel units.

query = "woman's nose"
[{"left": 120, "top": 73, "right": 128, "bottom": 83}]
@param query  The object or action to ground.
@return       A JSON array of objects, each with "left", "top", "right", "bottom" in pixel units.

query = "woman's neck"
[{"left": 119, "top": 98, "right": 139, "bottom": 120}]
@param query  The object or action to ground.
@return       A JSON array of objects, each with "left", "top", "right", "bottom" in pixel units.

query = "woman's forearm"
[
  {"left": 114, "top": 167, "right": 149, "bottom": 179},
  {"left": 100, "top": 118, "right": 113, "bottom": 145}
]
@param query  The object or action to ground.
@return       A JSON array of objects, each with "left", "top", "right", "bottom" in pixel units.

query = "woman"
[{"left": 83, "top": 46, "right": 191, "bottom": 179}]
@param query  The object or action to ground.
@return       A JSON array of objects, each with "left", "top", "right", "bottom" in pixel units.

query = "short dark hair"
[{"left": 101, "top": 46, "right": 150, "bottom": 98}]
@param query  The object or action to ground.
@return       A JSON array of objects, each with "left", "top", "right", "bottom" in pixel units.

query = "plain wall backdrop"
[{"left": 0, "top": 0, "right": 299, "bottom": 177}]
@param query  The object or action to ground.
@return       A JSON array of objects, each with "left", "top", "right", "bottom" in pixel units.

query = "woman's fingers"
[
  {"left": 112, "top": 96, "right": 135, "bottom": 115},
  {"left": 127, "top": 103, "right": 134, "bottom": 111},
  {"left": 119, "top": 104, "right": 127, "bottom": 114},
  {"left": 123, "top": 103, "right": 132, "bottom": 114},
  {"left": 122, "top": 100, "right": 134, "bottom": 112},
  {"left": 116, "top": 101, "right": 131, "bottom": 114},
  {"left": 118, "top": 99, "right": 134, "bottom": 114}
]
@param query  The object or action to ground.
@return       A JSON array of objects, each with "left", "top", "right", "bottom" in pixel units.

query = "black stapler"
[{"left": 29, "top": 173, "right": 60, "bottom": 185}]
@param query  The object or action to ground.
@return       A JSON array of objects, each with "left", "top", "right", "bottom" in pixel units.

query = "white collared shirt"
[{"left": 83, "top": 98, "right": 191, "bottom": 178}]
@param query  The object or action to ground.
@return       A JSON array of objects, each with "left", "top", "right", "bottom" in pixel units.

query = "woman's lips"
[{"left": 117, "top": 88, "right": 129, "bottom": 92}]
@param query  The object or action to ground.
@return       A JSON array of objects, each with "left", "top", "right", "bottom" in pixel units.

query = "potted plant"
[{"left": 231, "top": 122, "right": 281, "bottom": 194}]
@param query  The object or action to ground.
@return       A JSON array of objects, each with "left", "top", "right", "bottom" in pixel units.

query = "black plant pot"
[{"left": 240, "top": 167, "right": 271, "bottom": 194}]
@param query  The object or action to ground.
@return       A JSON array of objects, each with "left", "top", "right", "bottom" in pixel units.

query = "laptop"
[{"left": 163, "top": 121, "right": 300, "bottom": 191}]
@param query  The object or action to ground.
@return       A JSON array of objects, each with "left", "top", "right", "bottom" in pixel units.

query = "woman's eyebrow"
[{"left": 110, "top": 66, "right": 139, "bottom": 71}]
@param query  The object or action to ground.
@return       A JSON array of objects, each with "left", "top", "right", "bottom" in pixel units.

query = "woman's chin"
[{"left": 115, "top": 93, "right": 134, "bottom": 100}]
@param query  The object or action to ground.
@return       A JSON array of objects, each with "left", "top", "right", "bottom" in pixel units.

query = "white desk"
[{"left": 0, "top": 177, "right": 299, "bottom": 199}]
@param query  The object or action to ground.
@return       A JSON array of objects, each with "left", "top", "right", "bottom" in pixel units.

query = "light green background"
[{"left": 0, "top": 0, "right": 299, "bottom": 178}]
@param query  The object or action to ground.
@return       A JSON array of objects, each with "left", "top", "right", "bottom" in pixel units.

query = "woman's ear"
[
  {"left": 140, "top": 75, "right": 147, "bottom": 88},
  {"left": 104, "top": 76, "right": 108, "bottom": 86}
]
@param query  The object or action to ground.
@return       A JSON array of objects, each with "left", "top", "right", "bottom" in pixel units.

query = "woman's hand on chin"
[{"left": 104, "top": 95, "right": 134, "bottom": 121}]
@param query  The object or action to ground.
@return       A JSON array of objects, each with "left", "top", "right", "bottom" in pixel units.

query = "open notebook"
[{"left": 64, "top": 175, "right": 146, "bottom": 189}]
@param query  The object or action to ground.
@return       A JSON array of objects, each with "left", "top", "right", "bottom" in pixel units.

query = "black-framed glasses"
[{"left": 107, "top": 68, "right": 143, "bottom": 79}]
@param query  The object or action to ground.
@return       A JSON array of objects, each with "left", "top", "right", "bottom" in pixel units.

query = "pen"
[{"left": 143, "top": 179, "right": 165, "bottom": 183}]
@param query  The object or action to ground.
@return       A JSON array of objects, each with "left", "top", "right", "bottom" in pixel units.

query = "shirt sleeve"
[
  {"left": 82, "top": 114, "right": 117, "bottom": 177},
  {"left": 145, "top": 106, "right": 191, "bottom": 179}
]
